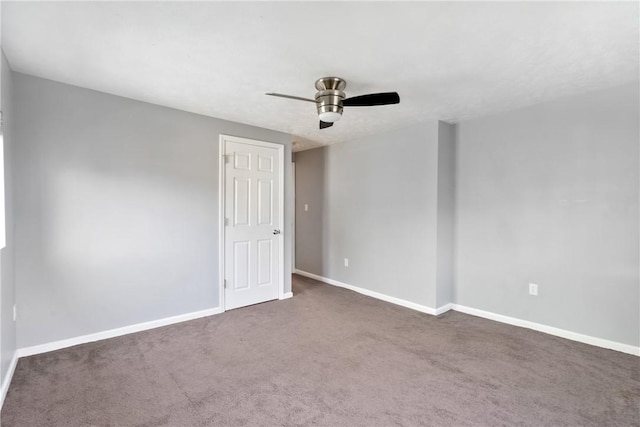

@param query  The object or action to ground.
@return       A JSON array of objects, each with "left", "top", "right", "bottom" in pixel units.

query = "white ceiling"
[{"left": 2, "top": 2, "right": 638, "bottom": 151}]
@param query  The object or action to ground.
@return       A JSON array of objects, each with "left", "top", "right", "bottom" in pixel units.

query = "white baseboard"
[
  {"left": 294, "top": 269, "right": 639, "bottom": 357},
  {"left": 294, "top": 269, "right": 450, "bottom": 316},
  {"left": 280, "top": 292, "right": 293, "bottom": 300},
  {"left": 17, "top": 307, "right": 223, "bottom": 358},
  {"left": 451, "top": 304, "right": 639, "bottom": 356},
  {"left": 0, "top": 351, "right": 18, "bottom": 409},
  {"left": 435, "top": 303, "right": 454, "bottom": 316}
]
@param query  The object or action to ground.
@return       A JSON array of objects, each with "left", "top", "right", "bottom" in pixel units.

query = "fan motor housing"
[
  {"left": 315, "top": 90, "right": 345, "bottom": 117},
  {"left": 315, "top": 77, "right": 346, "bottom": 120}
]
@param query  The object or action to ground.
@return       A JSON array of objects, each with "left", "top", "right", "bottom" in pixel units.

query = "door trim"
[
  {"left": 291, "top": 161, "right": 296, "bottom": 271},
  {"left": 218, "top": 134, "right": 285, "bottom": 312}
]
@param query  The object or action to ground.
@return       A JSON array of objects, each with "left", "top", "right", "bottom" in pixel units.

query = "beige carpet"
[{"left": 2, "top": 274, "right": 639, "bottom": 426}]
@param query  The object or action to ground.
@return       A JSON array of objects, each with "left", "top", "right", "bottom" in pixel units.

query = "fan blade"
[
  {"left": 265, "top": 93, "right": 316, "bottom": 103},
  {"left": 319, "top": 120, "right": 333, "bottom": 129},
  {"left": 343, "top": 92, "right": 400, "bottom": 107}
]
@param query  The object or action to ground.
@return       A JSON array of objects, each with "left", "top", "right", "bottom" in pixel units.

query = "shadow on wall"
[{"left": 294, "top": 148, "right": 325, "bottom": 275}]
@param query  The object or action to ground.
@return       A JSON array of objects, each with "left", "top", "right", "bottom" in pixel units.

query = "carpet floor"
[{"left": 2, "top": 274, "right": 638, "bottom": 426}]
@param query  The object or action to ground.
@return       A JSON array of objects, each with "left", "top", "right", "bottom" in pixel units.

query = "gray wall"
[
  {"left": 436, "top": 122, "right": 455, "bottom": 308},
  {"left": 294, "top": 147, "right": 325, "bottom": 274},
  {"left": 1, "top": 51, "right": 17, "bottom": 381},
  {"left": 455, "top": 82, "right": 639, "bottom": 346},
  {"left": 296, "top": 122, "right": 450, "bottom": 308},
  {"left": 13, "top": 73, "right": 292, "bottom": 348}
]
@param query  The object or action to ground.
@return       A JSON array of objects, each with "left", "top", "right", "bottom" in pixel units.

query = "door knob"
[{"left": 273, "top": 229, "right": 281, "bottom": 235}]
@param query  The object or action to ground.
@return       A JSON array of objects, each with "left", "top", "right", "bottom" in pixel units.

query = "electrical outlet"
[
  {"left": 304, "top": 204, "right": 309, "bottom": 212},
  {"left": 529, "top": 283, "right": 538, "bottom": 296},
  {"left": 344, "top": 258, "right": 349, "bottom": 267},
  {"left": 12, "top": 304, "right": 17, "bottom": 321}
]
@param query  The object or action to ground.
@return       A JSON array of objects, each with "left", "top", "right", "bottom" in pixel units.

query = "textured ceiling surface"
[{"left": 3, "top": 2, "right": 638, "bottom": 151}]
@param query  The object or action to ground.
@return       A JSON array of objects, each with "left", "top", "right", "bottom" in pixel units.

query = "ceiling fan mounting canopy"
[
  {"left": 315, "top": 77, "right": 346, "bottom": 91},
  {"left": 265, "top": 76, "right": 400, "bottom": 129}
]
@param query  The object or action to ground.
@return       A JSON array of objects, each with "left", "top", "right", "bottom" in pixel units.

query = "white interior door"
[{"left": 222, "top": 136, "right": 283, "bottom": 310}]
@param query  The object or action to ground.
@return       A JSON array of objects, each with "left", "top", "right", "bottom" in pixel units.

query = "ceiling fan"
[{"left": 266, "top": 77, "right": 400, "bottom": 129}]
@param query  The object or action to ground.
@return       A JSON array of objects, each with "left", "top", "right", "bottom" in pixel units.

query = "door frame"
[
  {"left": 291, "top": 161, "right": 296, "bottom": 271},
  {"left": 218, "top": 134, "right": 285, "bottom": 312}
]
